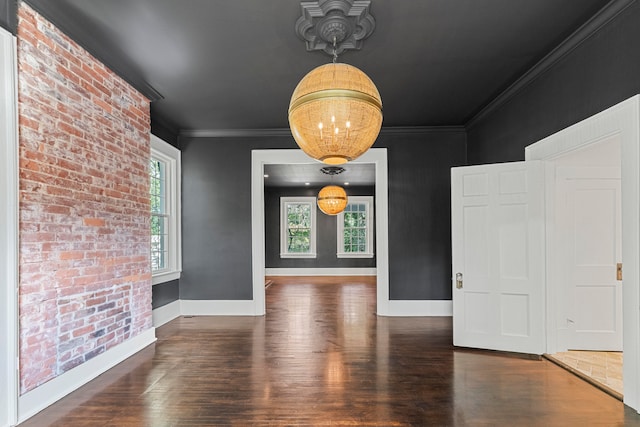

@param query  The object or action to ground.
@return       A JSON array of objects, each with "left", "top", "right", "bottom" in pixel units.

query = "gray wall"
[
  {"left": 467, "top": 2, "right": 640, "bottom": 165},
  {"left": 382, "top": 131, "right": 466, "bottom": 299},
  {"left": 265, "top": 185, "right": 376, "bottom": 269},
  {"left": 180, "top": 129, "right": 466, "bottom": 301},
  {"left": 143, "top": 0, "right": 639, "bottom": 307},
  {"left": 0, "top": 0, "right": 16, "bottom": 34},
  {"left": 152, "top": 120, "right": 180, "bottom": 149},
  {"left": 152, "top": 279, "right": 180, "bottom": 309},
  {"left": 180, "top": 137, "right": 294, "bottom": 300}
]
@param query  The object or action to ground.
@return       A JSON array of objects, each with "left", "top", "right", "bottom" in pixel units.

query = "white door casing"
[
  {"left": 557, "top": 168, "right": 622, "bottom": 351},
  {"left": 251, "top": 148, "right": 390, "bottom": 316},
  {"left": 0, "top": 27, "right": 19, "bottom": 427},
  {"left": 526, "top": 94, "right": 640, "bottom": 411},
  {"left": 451, "top": 161, "right": 545, "bottom": 355}
]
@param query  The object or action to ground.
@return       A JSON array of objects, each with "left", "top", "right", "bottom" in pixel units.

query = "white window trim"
[
  {"left": 337, "top": 196, "right": 374, "bottom": 258},
  {"left": 280, "top": 196, "right": 317, "bottom": 258},
  {"left": 151, "top": 134, "right": 182, "bottom": 285}
]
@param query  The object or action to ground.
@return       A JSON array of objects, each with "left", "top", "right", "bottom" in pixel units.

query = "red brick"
[
  {"left": 18, "top": 3, "right": 152, "bottom": 395},
  {"left": 72, "top": 324, "right": 95, "bottom": 338},
  {"left": 83, "top": 218, "right": 105, "bottom": 227},
  {"left": 56, "top": 64, "right": 80, "bottom": 84}
]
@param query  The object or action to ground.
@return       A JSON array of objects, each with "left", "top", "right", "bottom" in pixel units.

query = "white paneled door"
[
  {"left": 557, "top": 168, "right": 622, "bottom": 351},
  {"left": 451, "top": 161, "right": 545, "bottom": 355}
]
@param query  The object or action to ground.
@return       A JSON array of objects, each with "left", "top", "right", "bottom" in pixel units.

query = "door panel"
[
  {"left": 463, "top": 205, "right": 490, "bottom": 283},
  {"left": 452, "top": 161, "right": 545, "bottom": 355},
  {"left": 498, "top": 203, "right": 529, "bottom": 280},
  {"left": 465, "top": 292, "right": 489, "bottom": 333},
  {"left": 501, "top": 293, "right": 530, "bottom": 336},
  {"left": 557, "top": 169, "right": 622, "bottom": 350}
]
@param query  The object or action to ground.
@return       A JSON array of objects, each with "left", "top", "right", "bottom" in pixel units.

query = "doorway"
[
  {"left": 544, "top": 135, "right": 623, "bottom": 397},
  {"left": 251, "top": 148, "right": 390, "bottom": 316},
  {"left": 526, "top": 94, "right": 640, "bottom": 411},
  {"left": 262, "top": 163, "right": 376, "bottom": 276}
]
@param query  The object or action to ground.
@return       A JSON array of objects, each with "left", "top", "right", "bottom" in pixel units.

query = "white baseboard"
[
  {"left": 158, "top": 297, "right": 451, "bottom": 318},
  {"left": 385, "top": 300, "right": 452, "bottom": 316},
  {"left": 265, "top": 267, "right": 377, "bottom": 276},
  {"left": 153, "top": 299, "right": 260, "bottom": 319},
  {"left": 180, "top": 299, "right": 258, "bottom": 316},
  {"left": 18, "top": 328, "right": 156, "bottom": 424},
  {"left": 152, "top": 300, "right": 181, "bottom": 327}
]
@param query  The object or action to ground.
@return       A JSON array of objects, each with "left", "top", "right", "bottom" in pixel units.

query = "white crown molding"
[{"left": 466, "top": 0, "right": 637, "bottom": 130}]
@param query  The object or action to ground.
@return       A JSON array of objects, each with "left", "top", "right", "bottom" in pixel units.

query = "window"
[
  {"left": 150, "top": 134, "right": 181, "bottom": 284},
  {"left": 280, "top": 197, "right": 317, "bottom": 258},
  {"left": 150, "top": 157, "right": 167, "bottom": 270},
  {"left": 337, "top": 196, "right": 374, "bottom": 258}
]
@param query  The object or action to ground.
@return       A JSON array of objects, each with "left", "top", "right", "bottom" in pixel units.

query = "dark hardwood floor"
[{"left": 19, "top": 277, "right": 640, "bottom": 426}]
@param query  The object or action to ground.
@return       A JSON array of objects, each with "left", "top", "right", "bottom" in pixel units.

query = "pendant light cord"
[{"left": 332, "top": 36, "right": 338, "bottom": 63}]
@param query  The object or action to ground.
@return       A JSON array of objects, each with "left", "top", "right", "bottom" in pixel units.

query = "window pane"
[
  {"left": 150, "top": 159, "right": 166, "bottom": 215},
  {"left": 342, "top": 201, "right": 370, "bottom": 254},
  {"left": 150, "top": 156, "right": 169, "bottom": 272},
  {"left": 286, "top": 202, "right": 312, "bottom": 253},
  {"left": 288, "top": 229, "right": 310, "bottom": 253},
  {"left": 151, "top": 214, "right": 168, "bottom": 271}
]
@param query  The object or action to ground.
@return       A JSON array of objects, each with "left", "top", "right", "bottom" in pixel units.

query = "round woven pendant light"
[
  {"left": 317, "top": 185, "right": 348, "bottom": 215},
  {"left": 289, "top": 63, "right": 383, "bottom": 165}
]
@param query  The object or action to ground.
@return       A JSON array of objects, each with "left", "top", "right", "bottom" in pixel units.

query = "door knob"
[{"left": 456, "top": 272, "right": 463, "bottom": 289}]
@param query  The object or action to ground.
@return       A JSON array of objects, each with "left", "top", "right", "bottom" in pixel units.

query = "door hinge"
[{"left": 617, "top": 262, "right": 623, "bottom": 281}]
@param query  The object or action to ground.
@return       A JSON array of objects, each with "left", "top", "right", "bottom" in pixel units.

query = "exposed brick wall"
[{"left": 17, "top": 4, "right": 152, "bottom": 394}]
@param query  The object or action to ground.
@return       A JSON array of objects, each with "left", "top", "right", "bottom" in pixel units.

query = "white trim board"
[
  {"left": 252, "top": 148, "right": 390, "bottom": 316},
  {"left": 180, "top": 300, "right": 259, "bottom": 316},
  {"left": 18, "top": 329, "right": 156, "bottom": 424},
  {"left": 152, "top": 299, "right": 278, "bottom": 323},
  {"left": 0, "top": 28, "right": 18, "bottom": 427},
  {"left": 152, "top": 300, "right": 181, "bottom": 327},
  {"left": 265, "top": 268, "right": 377, "bottom": 276},
  {"left": 526, "top": 94, "right": 640, "bottom": 412},
  {"left": 152, "top": 297, "right": 450, "bottom": 321},
  {"left": 387, "top": 300, "right": 452, "bottom": 317}
]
